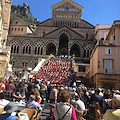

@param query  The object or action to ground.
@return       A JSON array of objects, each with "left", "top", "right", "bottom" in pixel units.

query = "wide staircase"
[{"left": 36, "top": 55, "right": 75, "bottom": 85}]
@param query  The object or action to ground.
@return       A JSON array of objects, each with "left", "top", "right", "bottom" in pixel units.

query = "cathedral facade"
[{"left": 7, "top": 0, "right": 95, "bottom": 72}]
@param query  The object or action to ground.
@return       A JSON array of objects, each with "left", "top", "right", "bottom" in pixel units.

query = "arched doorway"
[
  {"left": 58, "top": 33, "right": 69, "bottom": 55},
  {"left": 46, "top": 43, "right": 56, "bottom": 55},
  {"left": 70, "top": 44, "right": 80, "bottom": 57}
]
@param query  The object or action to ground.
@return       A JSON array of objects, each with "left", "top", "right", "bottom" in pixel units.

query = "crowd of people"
[
  {"left": 36, "top": 56, "right": 75, "bottom": 85},
  {"left": 0, "top": 77, "right": 120, "bottom": 120},
  {"left": 0, "top": 55, "right": 120, "bottom": 120}
]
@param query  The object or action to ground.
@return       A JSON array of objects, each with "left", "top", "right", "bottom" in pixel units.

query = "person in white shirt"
[
  {"left": 74, "top": 95, "right": 85, "bottom": 111},
  {"left": 74, "top": 95, "right": 86, "bottom": 120},
  {"left": 0, "top": 92, "right": 10, "bottom": 108}
]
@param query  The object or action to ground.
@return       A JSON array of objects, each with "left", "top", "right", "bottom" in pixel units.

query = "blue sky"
[{"left": 12, "top": 0, "right": 120, "bottom": 26}]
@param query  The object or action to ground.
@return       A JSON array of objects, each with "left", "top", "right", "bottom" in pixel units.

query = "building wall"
[
  {"left": 0, "top": 1, "right": 3, "bottom": 48},
  {"left": 1, "top": 0, "right": 12, "bottom": 47},
  {"left": 75, "top": 64, "right": 89, "bottom": 78},
  {"left": 94, "top": 74, "right": 120, "bottom": 89},
  {"left": 0, "top": 0, "right": 12, "bottom": 79},
  {"left": 90, "top": 21, "right": 120, "bottom": 89},
  {"left": 90, "top": 47, "right": 98, "bottom": 77},
  {"left": 9, "top": 26, "right": 28, "bottom": 35},
  {"left": 115, "top": 24, "right": 120, "bottom": 46},
  {"left": 95, "top": 24, "right": 112, "bottom": 40}
]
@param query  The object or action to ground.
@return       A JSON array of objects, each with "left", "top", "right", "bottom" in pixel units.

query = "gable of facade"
[
  {"left": 9, "top": 17, "right": 34, "bottom": 35},
  {"left": 51, "top": 0, "right": 83, "bottom": 12},
  {"left": 10, "top": 17, "right": 28, "bottom": 26},
  {"left": 44, "top": 25, "right": 84, "bottom": 40},
  {"left": 53, "top": 3, "right": 82, "bottom": 12}
]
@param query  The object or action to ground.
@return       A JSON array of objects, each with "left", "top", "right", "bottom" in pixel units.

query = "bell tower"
[{"left": 1, "top": 0, "right": 12, "bottom": 47}]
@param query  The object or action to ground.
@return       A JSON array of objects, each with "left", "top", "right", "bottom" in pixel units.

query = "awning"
[
  {"left": 98, "top": 79, "right": 120, "bottom": 83},
  {"left": 32, "top": 58, "right": 45, "bottom": 73}
]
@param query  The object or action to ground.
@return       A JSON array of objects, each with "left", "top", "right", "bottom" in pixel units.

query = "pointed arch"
[{"left": 83, "top": 42, "right": 94, "bottom": 58}]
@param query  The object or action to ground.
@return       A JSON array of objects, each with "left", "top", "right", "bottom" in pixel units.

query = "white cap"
[{"left": 72, "top": 88, "right": 76, "bottom": 91}]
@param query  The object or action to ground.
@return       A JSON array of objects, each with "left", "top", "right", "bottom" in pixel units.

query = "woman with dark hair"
[
  {"left": 26, "top": 82, "right": 34, "bottom": 101},
  {"left": 20, "top": 82, "right": 28, "bottom": 101},
  {"left": 51, "top": 90, "right": 77, "bottom": 120},
  {"left": 12, "top": 83, "right": 23, "bottom": 102}
]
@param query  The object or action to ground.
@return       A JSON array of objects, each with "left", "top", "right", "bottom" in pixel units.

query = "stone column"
[
  {"left": 31, "top": 46, "right": 34, "bottom": 55},
  {"left": 81, "top": 49, "right": 84, "bottom": 58},
  {"left": 1, "top": 0, "right": 12, "bottom": 47},
  {"left": 68, "top": 48, "right": 70, "bottom": 56},
  {"left": 56, "top": 48, "right": 58, "bottom": 56},
  {"left": 43, "top": 47, "right": 46, "bottom": 55}
]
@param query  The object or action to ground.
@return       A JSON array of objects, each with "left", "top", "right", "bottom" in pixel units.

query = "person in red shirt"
[
  {"left": 0, "top": 82, "right": 5, "bottom": 93},
  {"left": 34, "top": 89, "right": 42, "bottom": 104}
]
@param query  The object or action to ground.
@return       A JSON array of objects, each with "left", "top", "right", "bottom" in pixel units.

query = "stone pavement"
[{"left": 40, "top": 102, "right": 51, "bottom": 120}]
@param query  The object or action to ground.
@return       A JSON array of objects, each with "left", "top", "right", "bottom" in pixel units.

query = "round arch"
[
  {"left": 46, "top": 43, "right": 56, "bottom": 55},
  {"left": 70, "top": 44, "right": 80, "bottom": 57}
]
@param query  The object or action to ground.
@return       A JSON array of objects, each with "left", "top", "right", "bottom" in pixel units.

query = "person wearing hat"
[
  {"left": 103, "top": 94, "right": 120, "bottom": 120},
  {"left": 0, "top": 102, "right": 19, "bottom": 120},
  {"left": 70, "top": 87, "right": 78, "bottom": 105},
  {"left": 0, "top": 92, "right": 10, "bottom": 108}
]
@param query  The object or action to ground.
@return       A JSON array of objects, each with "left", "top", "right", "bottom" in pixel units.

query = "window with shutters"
[{"left": 104, "top": 60, "right": 112, "bottom": 74}]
